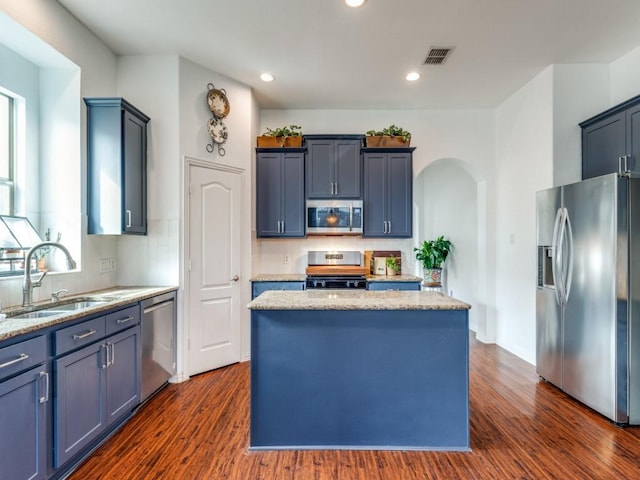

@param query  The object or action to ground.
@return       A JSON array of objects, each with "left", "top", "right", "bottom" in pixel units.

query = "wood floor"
[{"left": 69, "top": 334, "right": 640, "bottom": 479}]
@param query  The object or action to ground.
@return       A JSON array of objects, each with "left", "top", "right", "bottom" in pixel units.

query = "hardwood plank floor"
[{"left": 69, "top": 334, "right": 640, "bottom": 479}]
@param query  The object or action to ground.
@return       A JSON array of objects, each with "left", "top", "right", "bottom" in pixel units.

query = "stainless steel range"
[{"left": 305, "top": 251, "right": 367, "bottom": 289}]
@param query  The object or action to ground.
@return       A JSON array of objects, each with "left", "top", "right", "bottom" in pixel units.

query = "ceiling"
[{"left": 57, "top": 0, "right": 640, "bottom": 110}]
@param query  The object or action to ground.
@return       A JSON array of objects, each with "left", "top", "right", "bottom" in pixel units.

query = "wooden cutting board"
[{"left": 305, "top": 266, "right": 368, "bottom": 276}]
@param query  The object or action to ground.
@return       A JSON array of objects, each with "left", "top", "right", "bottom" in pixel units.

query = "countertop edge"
[{"left": 0, "top": 286, "right": 178, "bottom": 342}]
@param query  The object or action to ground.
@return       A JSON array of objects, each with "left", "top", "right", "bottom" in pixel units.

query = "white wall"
[
  {"left": 611, "top": 45, "right": 640, "bottom": 105},
  {"left": 0, "top": 2, "right": 120, "bottom": 307},
  {"left": 494, "top": 67, "right": 554, "bottom": 363}
]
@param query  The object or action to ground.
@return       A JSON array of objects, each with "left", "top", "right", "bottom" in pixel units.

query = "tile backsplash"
[{"left": 255, "top": 236, "right": 416, "bottom": 275}]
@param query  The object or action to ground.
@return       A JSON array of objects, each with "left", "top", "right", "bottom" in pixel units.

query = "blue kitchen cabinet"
[
  {"left": 0, "top": 336, "right": 49, "bottom": 480},
  {"left": 580, "top": 94, "right": 640, "bottom": 179},
  {"left": 367, "top": 281, "right": 421, "bottom": 291},
  {"left": 363, "top": 148, "right": 414, "bottom": 238},
  {"left": 85, "top": 97, "right": 149, "bottom": 235},
  {"left": 256, "top": 148, "right": 306, "bottom": 237},
  {"left": 54, "top": 310, "right": 140, "bottom": 468},
  {"left": 305, "top": 136, "right": 363, "bottom": 199},
  {"left": 251, "top": 281, "right": 305, "bottom": 299}
]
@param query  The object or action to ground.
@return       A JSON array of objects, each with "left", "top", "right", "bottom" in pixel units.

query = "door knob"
[{"left": 231, "top": 275, "right": 240, "bottom": 282}]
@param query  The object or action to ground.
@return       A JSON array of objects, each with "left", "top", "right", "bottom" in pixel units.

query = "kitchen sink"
[
  {"left": 10, "top": 310, "right": 63, "bottom": 319},
  {"left": 49, "top": 300, "right": 109, "bottom": 311}
]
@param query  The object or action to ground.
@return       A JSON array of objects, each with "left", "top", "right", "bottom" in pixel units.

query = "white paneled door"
[{"left": 187, "top": 162, "right": 242, "bottom": 376}]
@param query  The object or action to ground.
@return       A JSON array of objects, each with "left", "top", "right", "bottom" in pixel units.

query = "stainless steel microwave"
[{"left": 306, "top": 200, "right": 363, "bottom": 235}]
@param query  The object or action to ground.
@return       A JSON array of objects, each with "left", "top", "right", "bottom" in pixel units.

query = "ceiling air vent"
[{"left": 424, "top": 47, "right": 454, "bottom": 65}]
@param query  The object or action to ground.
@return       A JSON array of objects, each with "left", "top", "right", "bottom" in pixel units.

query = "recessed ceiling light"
[
  {"left": 260, "top": 73, "right": 274, "bottom": 82},
  {"left": 406, "top": 72, "right": 421, "bottom": 82},
  {"left": 345, "top": 0, "right": 367, "bottom": 7}
]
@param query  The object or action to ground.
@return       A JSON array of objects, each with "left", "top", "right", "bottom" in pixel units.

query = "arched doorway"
[{"left": 414, "top": 158, "right": 490, "bottom": 341}]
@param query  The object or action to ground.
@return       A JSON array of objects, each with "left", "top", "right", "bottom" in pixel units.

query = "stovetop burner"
[{"left": 305, "top": 275, "right": 367, "bottom": 289}]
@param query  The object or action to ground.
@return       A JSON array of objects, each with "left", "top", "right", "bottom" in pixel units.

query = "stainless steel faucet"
[{"left": 22, "top": 242, "right": 77, "bottom": 308}]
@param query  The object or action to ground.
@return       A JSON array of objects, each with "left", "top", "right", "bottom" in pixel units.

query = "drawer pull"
[
  {"left": 0, "top": 353, "right": 29, "bottom": 369},
  {"left": 116, "top": 315, "right": 134, "bottom": 325},
  {"left": 72, "top": 329, "right": 97, "bottom": 341}
]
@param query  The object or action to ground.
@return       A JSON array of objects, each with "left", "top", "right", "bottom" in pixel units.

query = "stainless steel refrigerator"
[{"left": 536, "top": 173, "right": 640, "bottom": 424}]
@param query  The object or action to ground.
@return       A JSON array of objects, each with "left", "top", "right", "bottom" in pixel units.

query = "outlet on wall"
[
  {"left": 283, "top": 255, "right": 289, "bottom": 264},
  {"left": 99, "top": 258, "right": 110, "bottom": 273},
  {"left": 109, "top": 258, "right": 116, "bottom": 272}
]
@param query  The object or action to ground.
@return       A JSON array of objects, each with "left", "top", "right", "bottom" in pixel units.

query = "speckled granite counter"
[
  {"left": 247, "top": 289, "right": 470, "bottom": 311},
  {"left": 250, "top": 274, "right": 307, "bottom": 282},
  {"left": 0, "top": 286, "right": 177, "bottom": 341},
  {"left": 365, "top": 274, "right": 422, "bottom": 282}
]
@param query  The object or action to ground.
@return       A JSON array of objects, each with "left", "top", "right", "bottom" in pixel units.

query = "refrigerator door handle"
[
  {"left": 551, "top": 208, "right": 564, "bottom": 306},
  {"left": 563, "top": 208, "right": 574, "bottom": 304}
]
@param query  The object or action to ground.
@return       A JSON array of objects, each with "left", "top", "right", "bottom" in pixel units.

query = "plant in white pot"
[{"left": 414, "top": 236, "right": 452, "bottom": 285}]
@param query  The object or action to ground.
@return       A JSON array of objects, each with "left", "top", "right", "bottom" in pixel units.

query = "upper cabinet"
[
  {"left": 85, "top": 98, "right": 149, "bottom": 235},
  {"left": 256, "top": 148, "right": 306, "bottom": 238},
  {"left": 580, "top": 94, "right": 640, "bottom": 179},
  {"left": 305, "top": 135, "right": 363, "bottom": 199},
  {"left": 363, "top": 148, "right": 414, "bottom": 238}
]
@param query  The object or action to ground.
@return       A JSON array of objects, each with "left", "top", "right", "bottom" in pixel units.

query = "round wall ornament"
[{"left": 205, "top": 82, "right": 230, "bottom": 155}]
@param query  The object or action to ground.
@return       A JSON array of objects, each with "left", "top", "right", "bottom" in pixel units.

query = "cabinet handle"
[
  {"left": 39, "top": 371, "right": 49, "bottom": 404},
  {"left": 383, "top": 221, "right": 388, "bottom": 234},
  {"left": 126, "top": 209, "right": 132, "bottom": 228},
  {"left": 101, "top": 344, "right": 109, "bottom": 369},
  {"left": 387, "top": 220, "right": 391, "bottom": 234},
  {"left": 625, "top": 155, "right": 630, "bottom": 173},
  {"left": 330, "top": 182, "right": 334, "bottom": 195},
  {"left": 116, "top": 315, "right": 134, "bottom": 324},
  {"left": 334, "top": 182, "right": 338, "bottom": 195},
  {"left": 281, "top": 221, "right": 285, "bottom": 233},
  {"left": 73, "top": 329, "right": 97, "bottom": 341},
  {"left": 109, "top": 343, "right": 115, "bottom": 367},
  {"left": 619, "top": 156, "right": 625, "bottom": 174},
  {"left": 0, "top": 353, "right": 29, "bottom": 369}
]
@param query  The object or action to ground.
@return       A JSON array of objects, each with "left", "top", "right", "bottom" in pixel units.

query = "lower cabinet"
[
  {"left": 367, "top": 281, "right": 421, "bottom": 291},
  {"left": 251, "top": 281, "right": 305, "bottom": 299},
  {"left": 54, "top": 325, "right": 140, "bottom": 468},
  {"left": 0, "top": 364, "right": 49, "bottom": 480}
]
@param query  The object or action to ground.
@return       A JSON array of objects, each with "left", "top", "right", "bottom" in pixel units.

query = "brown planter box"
[
  {"left": 257, "top": 136, "right": 284, "bottom": 148},
  {"left": 365, "top": 135, "right": 410, "bottom": 148},
  {"left": 256, "top": 136, "right": 303, "bottom": 148},
  {"left": 284, "top": 136, "right": 303, "bottom": 147}
]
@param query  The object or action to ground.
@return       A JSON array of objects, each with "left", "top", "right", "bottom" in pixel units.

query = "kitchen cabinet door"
[
  {"left": 85, "top": 97, "right": 149, "bottom": 235},
  {"left": 581, "top": 111, "right": 626, "bottom": 180},
  {"left": 106, "top": 327, "right": 140, "bottom": 425},
  {"left": 306, "top": 137, "right": 362, "bottom": 199},
  {"left": 363, "top": 149, "right": 413, "bottom": 238},
  {"left": 0, "top": 365, "right": 49, "bottom": 480},
  {"left": 54, "top": 341, "right": 106, "bottom": 467},
  {"left": 251, "top": 281, "right": 305, "bottom": 299},
  {"left": 256, "top": 149, "right": 305, "bottom": 238}
]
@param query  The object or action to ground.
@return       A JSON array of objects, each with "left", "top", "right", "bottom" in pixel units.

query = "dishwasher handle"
[{"left": 143, "top": 299, "right": 174, "bottom": 314}]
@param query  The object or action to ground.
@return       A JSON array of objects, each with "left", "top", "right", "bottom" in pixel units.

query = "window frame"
[{"left": 0, "top": 91, "right": 15, "bottom": 216}]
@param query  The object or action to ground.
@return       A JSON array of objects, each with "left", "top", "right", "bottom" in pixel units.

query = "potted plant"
[
  {"left": 414, "top": 235, "right": 452, "bottom": 285},
  {"left": 365, "top": 124, "right": 411, "bottom": 147},
  {"left": 385, "top": 256, "right": 400, "bottom": 276},
  {"left": 257, "top": 124, "right": 303, "bottom": 147}
]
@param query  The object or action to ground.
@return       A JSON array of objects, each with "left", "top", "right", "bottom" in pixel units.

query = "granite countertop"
[
  {"left": 247, "top": 290, "right": 471, "bottom": 311},
  {"left": 250, "top": 274, "right": 307, "bottom": 282},
  {"left": 0, "top": 286, "right": 177, "bottom": 342},
  {"left": 365, "top": 274, "right": 422, "bottom": 282}
]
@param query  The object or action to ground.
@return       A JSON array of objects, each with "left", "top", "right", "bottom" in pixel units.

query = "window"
[{"left": 0, "top": 92, "right": 14, "bottom": 215}]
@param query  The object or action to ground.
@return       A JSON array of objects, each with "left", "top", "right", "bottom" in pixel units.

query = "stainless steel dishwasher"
[{"left": 140, "top": 291, "right": 177, "bottom": 402}]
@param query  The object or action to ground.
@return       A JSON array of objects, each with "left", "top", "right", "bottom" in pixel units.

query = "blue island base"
[{"left": 250, "top": 308, "right": 470, "bottom": 451}]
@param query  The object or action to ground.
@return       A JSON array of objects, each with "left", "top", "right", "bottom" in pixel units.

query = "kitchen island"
[{"left": 248, "top": 290, "right": 471, "bottom": 451}]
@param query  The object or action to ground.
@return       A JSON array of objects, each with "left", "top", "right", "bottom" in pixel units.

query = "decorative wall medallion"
[{"left": 205, "top": 82, "right": 230, "bottom": 155}]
